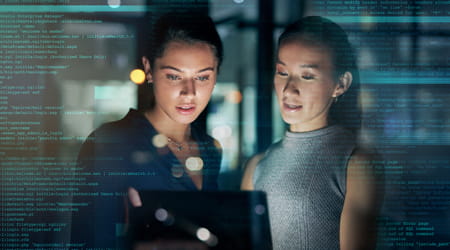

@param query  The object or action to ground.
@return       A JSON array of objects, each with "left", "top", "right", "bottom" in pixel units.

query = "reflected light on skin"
[
  {"left": 225, "top": 90, "right": 243, "bottom": 104},
  {"left": 128, "top": 187, "right": 142, "bottom": 207},
  {"left": 107, "top": 0, "right": 121, "bottom": 8},
  {"left": 213, "top": 139, "right": 222, "bottom": 150},
  {"left": 152, "top": 134, "right": 168, "bottom": 148},
  {"left": 212, "top": 125, "right": 232, "bottom": 139},
  {"left": 185, "top": 157, "right": 204, "bottom": 171},
  {"left": 129, "top": 69, "right": 146, "bottom": 84}
]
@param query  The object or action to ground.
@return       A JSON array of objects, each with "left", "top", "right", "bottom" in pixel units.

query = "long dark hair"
[
  {"left": 278, "top": 16, "right": 361, "bottom": 134},
  {"left": 147, "top": 12, "right": 223, "bottom": 70},
  {"left": 140, "top": 12, "right": 223, "bottom": 113}
]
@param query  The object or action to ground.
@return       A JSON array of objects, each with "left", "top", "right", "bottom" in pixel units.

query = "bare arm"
[
  {"left": 340, "top": 148, "right": 384, "bottom": 250},
  {"left": 240, "top": 153, "right": 264, "bottom": 190}
]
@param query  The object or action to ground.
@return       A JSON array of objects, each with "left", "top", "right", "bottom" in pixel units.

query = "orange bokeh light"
[
  {"left": 129, "top": 69, "right": 146, "bottom": 84},
  {"left": 225, "top": 90, "right": 243, "bottom": 104}
]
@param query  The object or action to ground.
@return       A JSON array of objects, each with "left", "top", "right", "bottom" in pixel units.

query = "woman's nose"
[
  {"left": 180, "top": 79, "right": 196, "bottom": 96},
  {"left": 283, "top": 78, "right": 300, "bottom": 96}
]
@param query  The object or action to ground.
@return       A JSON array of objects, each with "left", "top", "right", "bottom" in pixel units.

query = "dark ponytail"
[{"left": 278, "top": 16, "right": 362, "bottom": 134}]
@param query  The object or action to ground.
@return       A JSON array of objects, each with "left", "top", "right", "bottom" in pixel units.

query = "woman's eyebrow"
[
  {"left": 159, "top": 65, "right": 215, "bottom": 73},
  {"left": 300, "top": 64, "right": 319, "bottom": 69},
  {"left": 159, "top": 65, "right": 182, "bottom": 72},
  {"left": 276, "top": 59, "right": 285, "bottom": 65},
  {"left": 197, "top": 67, "right": 215, "bottom": 73},
  {"left": 276, "top": 60, "right": 319, "bottom": 69}
]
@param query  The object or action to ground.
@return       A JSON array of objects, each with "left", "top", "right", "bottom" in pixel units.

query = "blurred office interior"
[
  {"left": 48, "top": 0, "right": 450, "bottom": 186},
  {"left": 2, "top": 0, "right": 450, "bottom": 247},
  {"left": 57, "top": 0, "right": 450, "bottom": 246}
]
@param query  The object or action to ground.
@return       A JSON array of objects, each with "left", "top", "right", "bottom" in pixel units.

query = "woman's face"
[
  {"left": 144, "top": 41, "right": 218, "bottom": 125},
  {"left": 274, "top": 41, "right": 346, "bottom": 132}
]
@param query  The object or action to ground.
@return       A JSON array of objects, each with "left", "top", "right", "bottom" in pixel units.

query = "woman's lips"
[
  {"left": 283, "top": 103, "right": 302, "bottom": 112},
  {"left": 176, "top": 104, "right": 196, "bottom": 115}
]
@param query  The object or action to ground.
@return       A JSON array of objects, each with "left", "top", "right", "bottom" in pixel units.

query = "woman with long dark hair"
[
  {"left": 72, "top": 12, "right": 223, "bottom": 247},
  {"left": 242, "top": 16, "right": 383, "bottom": 250}
]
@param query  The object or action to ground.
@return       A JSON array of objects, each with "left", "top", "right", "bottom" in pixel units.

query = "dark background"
[{"left": 0, "top": 0, "right": 449, "bottom": 249}]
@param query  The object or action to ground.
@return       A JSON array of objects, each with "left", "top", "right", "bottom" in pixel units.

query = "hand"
[{"left": 128, "top": 187, "right": 142, "bottom": 207}]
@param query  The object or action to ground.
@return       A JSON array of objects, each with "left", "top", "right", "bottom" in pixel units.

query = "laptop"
[{"left": 125, "top": 190, "right": 272, "bottom": 250}]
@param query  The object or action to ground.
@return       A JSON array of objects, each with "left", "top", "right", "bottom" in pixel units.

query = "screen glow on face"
[
  {"left": 150, "top": 41, "right": 218, "bottom": 125},
  {"left": 274, "top": 41, "right": 339, "bottom": 132}
]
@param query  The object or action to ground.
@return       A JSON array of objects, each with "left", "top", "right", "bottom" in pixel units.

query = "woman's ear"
[
  {"left": 333, "top": 71, "right": 353, "bottom": 98},
  {"left": 142, "top": 56, "right": 153, "bottom": 83}
]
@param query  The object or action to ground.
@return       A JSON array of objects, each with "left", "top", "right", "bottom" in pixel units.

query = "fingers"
[{"left": 128, "top": 187, "right": 143, "bottom": 207}]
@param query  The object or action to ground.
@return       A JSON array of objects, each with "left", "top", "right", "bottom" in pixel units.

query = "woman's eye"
[
  {"left": 195, "top": 75, "right": 209, "bottom": 81},
  {"left": 277, "top": 71, "right": 288, "bottom": 77},
  {"left": 166, "top": 74, "right": 180, "bottom": 80},
  {"left": 302, "top": 75, "right": 315, "bottom": 80}
]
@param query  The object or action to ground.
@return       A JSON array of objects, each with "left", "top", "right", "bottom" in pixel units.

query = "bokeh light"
[
  {"left": 155, "top": 208, "right": 169, "bottom": 222},
  {"left": 107, "top": 0, "right": 121, "bottom": 8},
  {"left": 171, "top": 166, "right": 184, "bottom": 178},
  {"left": 131, "top": 151, "right": 151, "bottom": 164},
  {"left": 196, "top": 227, "right": 218, "bottom": 246},
  {"left": 254, "top": 204, "right": 266, "bottom": 215},
  {"left": 129, "top": 68, "right": 146, "bottom": 84},
  {"left": 225, "top": 90, "right": 243, "bottom": 104},
  {"left": 196, "top": 227, "right": 211, "bottom": 241},
  {"left": 185, "top": 157, "right": 204, "bottom": 171},
  {"left": 212, "top": 125, "right": 232, "bottom": 139},
  {"left": 152, "top": 134, "right": 168, "bottom": 148}
]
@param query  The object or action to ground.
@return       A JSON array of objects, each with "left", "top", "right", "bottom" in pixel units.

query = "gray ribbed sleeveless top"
[{"left": 254, "top": 125, "right": 356, "bottom": 250}]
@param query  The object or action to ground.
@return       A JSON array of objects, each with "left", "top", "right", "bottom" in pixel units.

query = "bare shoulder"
[
  {"left": 340, "top": 146, "right": 384, "bottom": 250},
  {"left": 212, "top": 138, "right": 223, "bottom": 153},
  {"left": 245, "top": 153, "right": 265, "bottom": 169},
  {"left": 240, "top": 153, "right": 265, "bottom": 190},
  {"left": 347, "top": 146, "right": 383, "bottom": 180},
  {"left": 346, "top": 146, "right": 384, "bottom": 209}
]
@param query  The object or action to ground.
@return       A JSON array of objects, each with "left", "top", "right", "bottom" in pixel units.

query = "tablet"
[{"left": 126, "top": 190, "right": 272, "bottom": 250}]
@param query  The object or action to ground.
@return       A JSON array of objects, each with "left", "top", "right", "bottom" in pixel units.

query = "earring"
[{"left": 334, "top": 96, "right": 339, "bottom": 103}]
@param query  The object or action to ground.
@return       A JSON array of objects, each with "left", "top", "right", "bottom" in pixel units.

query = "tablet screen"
[{"left": 125, "top": 190, "right": 272, "bottom": 250}]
